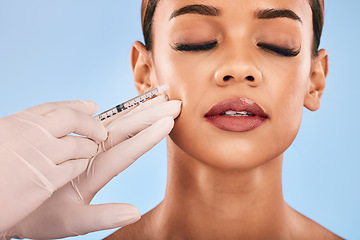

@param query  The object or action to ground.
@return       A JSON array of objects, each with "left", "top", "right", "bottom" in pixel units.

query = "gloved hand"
[
  {"left": 0, "top": 100, "right": 107, "bottom": 232},
  {"left": 1, "top": 95, "right": 181, "bottom": 240}
]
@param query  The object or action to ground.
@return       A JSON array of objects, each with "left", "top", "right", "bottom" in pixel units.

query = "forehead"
[{"left": 155, "top": 0, "right": 312, "bottom": 25}]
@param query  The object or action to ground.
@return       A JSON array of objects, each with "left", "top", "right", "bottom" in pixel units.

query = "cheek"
[
  {"left": 153, "top": 51, "right": 219, "bottom": 160},
  {"left": 279, "top": 60, "right": 309, "bottom": 115},
  {"left": 153, "top": 49, "right": 213, "bottom": 105},
  {"left": 265, "top": 59, "right": 310, "bottom": 147}
]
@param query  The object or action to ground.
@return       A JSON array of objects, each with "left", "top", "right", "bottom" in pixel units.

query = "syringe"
[{"left": 95, "top": 84, "right": 169, "bottom": 121}]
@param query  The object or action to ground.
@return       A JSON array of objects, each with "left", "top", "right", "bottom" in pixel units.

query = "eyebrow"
[
  {"left": 256, "top": 9, "right": 303, "bottom": 24},
  {"left": 170, "top": 4, "right": 221, "bottom": 20}
]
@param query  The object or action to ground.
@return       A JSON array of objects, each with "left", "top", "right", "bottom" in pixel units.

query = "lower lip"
[{"left": 205, "top": 115, "right": 267, "bottom": 132}]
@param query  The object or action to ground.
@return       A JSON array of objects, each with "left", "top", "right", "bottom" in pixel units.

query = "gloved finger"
[
  {"left": 99, "top": 94, "right": 168, "bottom": 128},
  {"left": 67, "top": 203, "right": 140, "bottom": 236},
  {"left": 103, "top": 116, "right": 174, "bottom": 174},
  {"left": 43, "top": 135, "right": 99, "bottom": 165},
  {"left": 77, "top": 116, "right": 174, "bottom": 198},
  {"left": 50, "top": 158, "right": 89, "bottom": 189},
  {"left": 23, "top": 100, "right": 99, "bottom": 116},
  {"left": 10, "top": 203, "right": 141, "bottom": 239},
  {"left": 40, "top": 107, "right": 107, "bottom": 141},
  {"left": 104, "top": 100, "right": 181, "bottom": 150}
]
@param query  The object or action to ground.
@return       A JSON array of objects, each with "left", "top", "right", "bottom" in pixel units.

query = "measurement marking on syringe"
[{"left": 95, "top": 84, "right": 169, "bottom": 121}]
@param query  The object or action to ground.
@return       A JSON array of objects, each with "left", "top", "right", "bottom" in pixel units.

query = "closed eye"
[
  {"left": 171, "top": 41, "right": 218, "bottom": 52},
  {"left": 257, "top": 42, "right": 301, "bottom": 57}
]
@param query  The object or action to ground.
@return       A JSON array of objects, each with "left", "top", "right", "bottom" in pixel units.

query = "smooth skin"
[{"left": 107, "top": 0, "right": 342, "bottom": 239}]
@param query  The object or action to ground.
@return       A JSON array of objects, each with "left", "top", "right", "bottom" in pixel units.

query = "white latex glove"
[
  {"left": 0, "top": 100, "right": 107, "bottom": 232},
  {"left": 2, "top": 95, "right": 181, "bottom": 240}
]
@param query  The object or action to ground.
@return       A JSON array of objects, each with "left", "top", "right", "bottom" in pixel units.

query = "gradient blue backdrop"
[{"left": 0, "top": 0, "right": 359, "bottom": 239}]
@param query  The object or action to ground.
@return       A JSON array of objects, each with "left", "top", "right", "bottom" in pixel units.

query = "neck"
[{"left": 153, "top": 138, "right": 292, "bottom": 239}]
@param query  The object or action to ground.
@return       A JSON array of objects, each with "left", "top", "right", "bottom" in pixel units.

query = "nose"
[{"left": 214, "top": 53, "right": 262, "bottom": 88}]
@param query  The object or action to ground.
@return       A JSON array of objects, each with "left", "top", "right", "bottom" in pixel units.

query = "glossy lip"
[{"left": 204, "top": 97, "right": 269, "bottom": 132}]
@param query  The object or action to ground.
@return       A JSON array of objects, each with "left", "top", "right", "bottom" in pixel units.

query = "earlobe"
[
  {"left": 131, "top": 41, "right": 154, "bottom": 94},
  {"left": 304, "top": 49, "right": 328, "bottom": 111}
]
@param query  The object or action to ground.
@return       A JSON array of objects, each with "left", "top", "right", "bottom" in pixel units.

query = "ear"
[
  {"left": 304, "top": 49, "right": 328, "bottom": 111},
  {"left": 131, "top": 41, "right": 154, "bottom": 94}
]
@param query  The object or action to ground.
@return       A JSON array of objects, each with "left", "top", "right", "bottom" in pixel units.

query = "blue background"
[{"left": 0, "top": 0, "right": 359, "bottom": 239}]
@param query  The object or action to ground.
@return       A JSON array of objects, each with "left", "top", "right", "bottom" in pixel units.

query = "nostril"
[
  {"left": 246, "top": 76, "right": 255, "bottom": 81},
  {"left": 223, "top": 75, "right": 233, "bottom": 81}
]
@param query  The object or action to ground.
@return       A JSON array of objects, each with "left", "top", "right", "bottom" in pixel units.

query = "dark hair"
[
  {"left": 309, "top": 0, "right": 324, "bottom": 56},
  {"left": 141, "top": 0, "right": 158, "bottom": 52},
  {"left": 141, "top": 0, "right": 324, "bottom": 56}
]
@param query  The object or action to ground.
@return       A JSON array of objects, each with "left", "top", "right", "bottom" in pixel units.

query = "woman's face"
[{"left": 144, "top": 0, "right": 319, "bottom": 170}]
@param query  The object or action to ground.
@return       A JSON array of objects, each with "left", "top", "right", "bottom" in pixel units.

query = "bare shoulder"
[
  {"left": 105, "top": 204, "right": 344, "bottom": 240},
  {"left": 289, "top": 206, "right": 344, "bottom": 240}
]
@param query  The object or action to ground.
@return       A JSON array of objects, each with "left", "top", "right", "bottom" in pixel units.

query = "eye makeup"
[
  {"left": 170, "top": 19, "right": 301, "bottom": 57},
  {"left": 171, "top": 40, "right": 300, "bottom": 57},
  {"left": 257, "top": 42, "right": 301, "bottom": 57},
  {"left": 171, "top": 41, "right": 218, "bottom": 52},
  {"left": 254, "top": 20, "right": 302, "bottom": 57}
]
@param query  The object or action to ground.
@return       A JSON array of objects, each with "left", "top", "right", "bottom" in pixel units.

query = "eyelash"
[
  {"left": 257, "top": 43, "right": 301, "bottom": 57},
  {"left": 172, "top": 41, "right": 300, "bottom": 57},
  {"left": 172, "top": 41, "right": 218, "bottom": 52}
]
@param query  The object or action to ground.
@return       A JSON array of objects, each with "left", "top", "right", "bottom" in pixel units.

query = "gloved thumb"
[{"left": 71, "top": 203, "right": 141, "bottom": 236}]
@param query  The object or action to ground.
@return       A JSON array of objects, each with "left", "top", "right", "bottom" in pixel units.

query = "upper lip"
[{"left": 204, "top": 97, "right": 268, "bottom": 118}]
